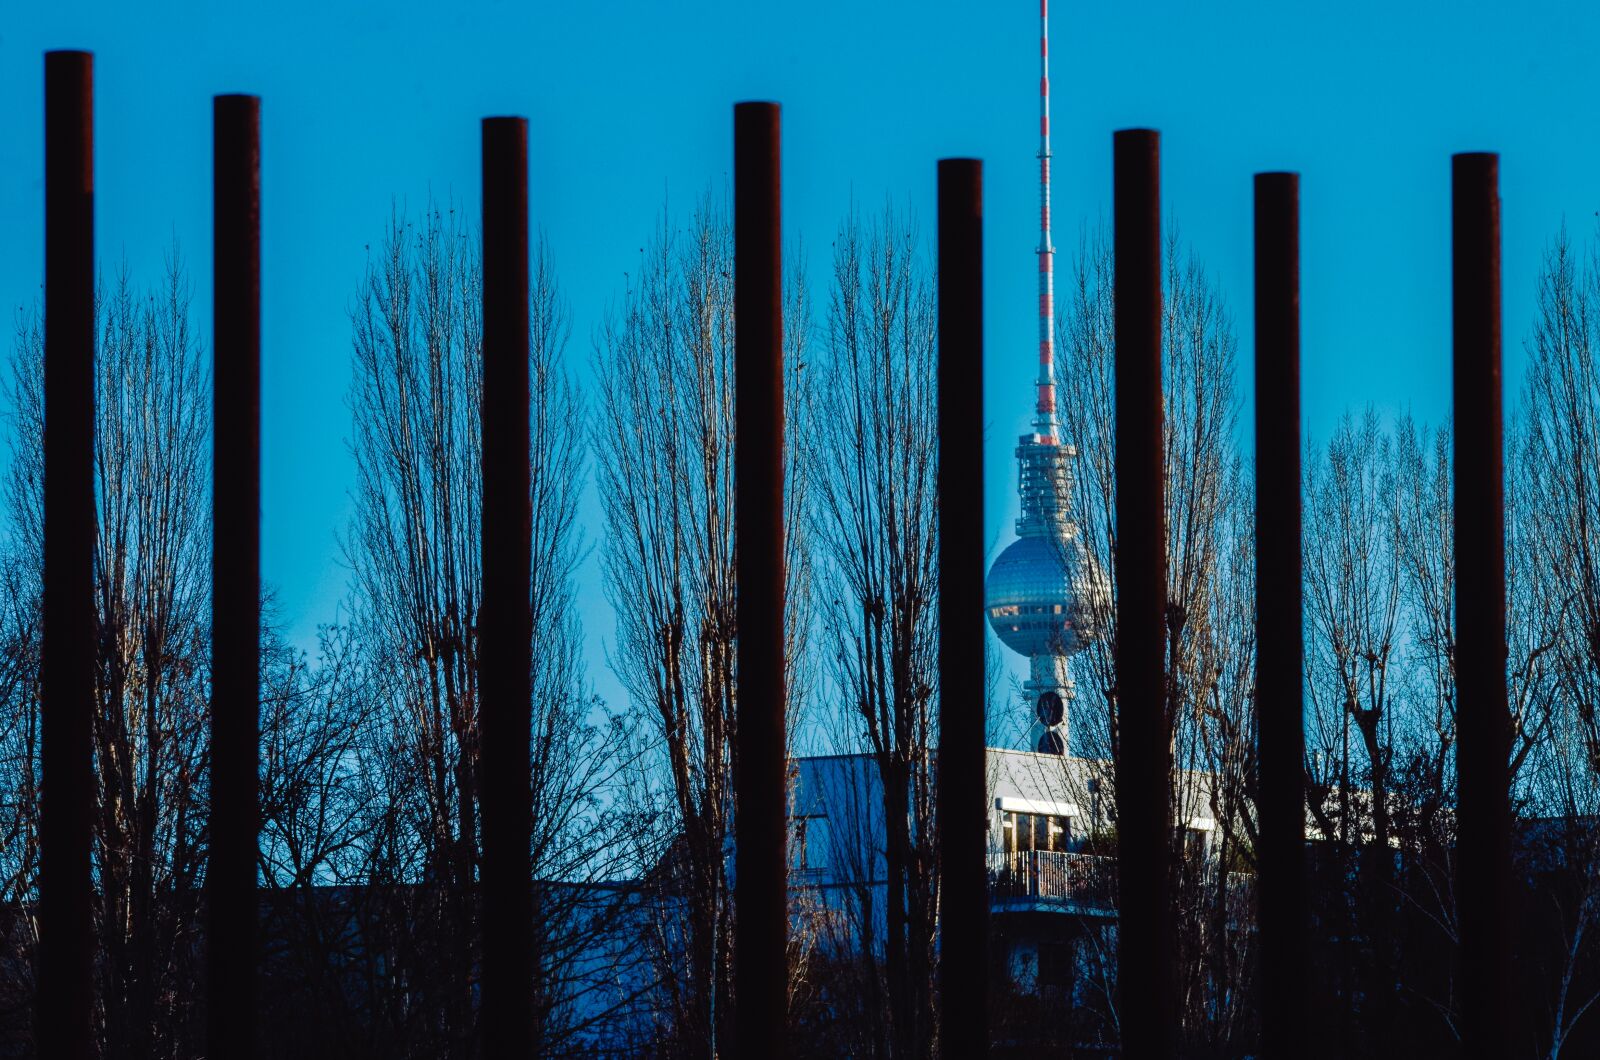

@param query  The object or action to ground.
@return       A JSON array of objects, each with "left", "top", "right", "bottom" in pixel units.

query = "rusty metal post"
[
  {"left": 1254, "top": 171, "right": 1307, "bottom": 1056},
  {"left": 936, "top": 157, "right": 988, "bottom": 1058},
  {"left": 1453, "top": 151, "right": 1511, "bottom": 1060},
  {"left": 733, "top": 100, "right": 788, "bottom": 1055},
  {"left": 480, "top": 115, "right": 534, "bottom": 1056},
  {"left": 210, "top": 92, "right": 262, "bottom": 1058},
  {"left": 40, "top": 49, "right": 96, "bottom": 1060},
  {"left": 1112, "top": 127, "right": 1175, "bottom": 1058}
]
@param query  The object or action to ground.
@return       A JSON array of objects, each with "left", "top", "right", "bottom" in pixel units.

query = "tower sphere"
[{"left": 985, "top": 534, "right": 1093, "bottom": 658}]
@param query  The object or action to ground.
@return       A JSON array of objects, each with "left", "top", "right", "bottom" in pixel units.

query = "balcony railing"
[
  {"left": 988, "top": 850, "right": 1119, "bottom": 910},
  {"left": 989, "top": 850, "right": 1256, "bottom": 915}
]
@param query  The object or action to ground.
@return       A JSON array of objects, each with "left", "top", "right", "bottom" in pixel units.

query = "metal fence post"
[
  {"left": 1254, "top": 170, "right": 1307, "bottom": 1056},
  {"left": 1452, "top": 150, "right": 1511, "bottom": 1060},
  {"left": 936, "top": 156, "right": 988, "bottom": 1058},
  {"left": 1112, "top": 126, "right": 1176, "bottom": 1058},
  {"left": 210, "top": 91, "right": 262, "bottom": 1058},
  {"left": 480, "top": 115, "right": 535, "bottom": 1056},
  {"left": 733, "top": 99, "right": 789, "bottom": 1056},
  {"left": 40, "top": 48, "right": 96, "bottom": 1060}
]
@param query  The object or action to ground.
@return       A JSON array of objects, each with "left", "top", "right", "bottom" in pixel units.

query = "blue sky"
[{"left": 3, "top": 0, "right": 1598, "bottom": 716}]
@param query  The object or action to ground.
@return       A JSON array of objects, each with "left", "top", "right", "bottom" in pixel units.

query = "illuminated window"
[{"left": 1002, "top": 811, "right": 1071, "bottom": 853}]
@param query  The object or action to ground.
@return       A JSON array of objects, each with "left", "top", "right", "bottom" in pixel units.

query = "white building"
[{"left": 789, "top": 747, "right": 1224, "bottom": 1007}]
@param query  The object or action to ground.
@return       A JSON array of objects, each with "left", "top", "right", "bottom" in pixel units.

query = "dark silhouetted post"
[
  {"left": 1112, "top": 127, "right": 1175, "bottom": 1058},
  {"left": 733, "top": 100, "right": 788, "bottom": 1055},
  {"left": 210, "top": 92, "right": 262, "bottom": 1058},
  {"left": 936, "top": 157, "right": 988, "bottom": 1058},
  {"left": 1254, "top": 171, "right": 1307, "bottom": 1057},
  {"left": 480, "top": 115, "right": 535, "bottom": 1056},
  {"left": 40, "top": 49, "right": 96, "bottom": 1060},
  {"left": 1453, "top": 151, "right": 1511, "bottom": 1060}
]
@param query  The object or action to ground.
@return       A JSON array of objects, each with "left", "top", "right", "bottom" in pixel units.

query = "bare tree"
[
  {"left": 594, "top": 195, "right": 810, "bottom": 1055},
  {"left": 1520, "top": 228, "right": 1600, "bottom": 787},
  {"left": 1183, "top": 455, "right": 1258, "bottom": 1051},
  {"left": 0, "top": 258, "right": 211, "bottom": 1058},
  {"left": 0, "top": 541, "right": 44, "bottom": 1047},
  {"left": 343, "top": 204, "right": 619, "bottom": 1057},
  {"left": 802, "top": 204, "right": 938, "bottom": 1060},
  {"left": 1300, "top": 406, "right": 1412, "bottom": 1053},
  {"left": 1303, "top": 408, "right": 1402, "bottom": 858},
  {"left": 1516, "top": 225, "right": 1600, "bottom": 1057},
  {"left": 1052, "top": 224, "right": 1253, "bottom": 1052},
  {"left": 0, "top": 253, "right": 461, "bottom": 1059}
]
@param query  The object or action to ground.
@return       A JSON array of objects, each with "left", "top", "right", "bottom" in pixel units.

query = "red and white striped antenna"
[{"left": 1035, "top": 0, "right": 1058, "bottom": 439}]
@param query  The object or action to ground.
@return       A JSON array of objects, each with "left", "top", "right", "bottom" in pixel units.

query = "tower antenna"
[{"left": 1036, "top": 0, "right": 1057, "bottom": 439}]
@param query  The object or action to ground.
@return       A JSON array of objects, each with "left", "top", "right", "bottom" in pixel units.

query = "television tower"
[{"left": 984, "top": 0, "right": 1096, "bottom": 754}]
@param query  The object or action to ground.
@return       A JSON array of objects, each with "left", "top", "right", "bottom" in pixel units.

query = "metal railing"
[
  {"left": 989, "top": 850, "right": 1119, "bottom": 909},
  {"left": 23, "top": 43, "right": 1516, "bottom": 1059},
  {"left": 989, "top": 851, "right": 1258, "bottom": 915}
]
